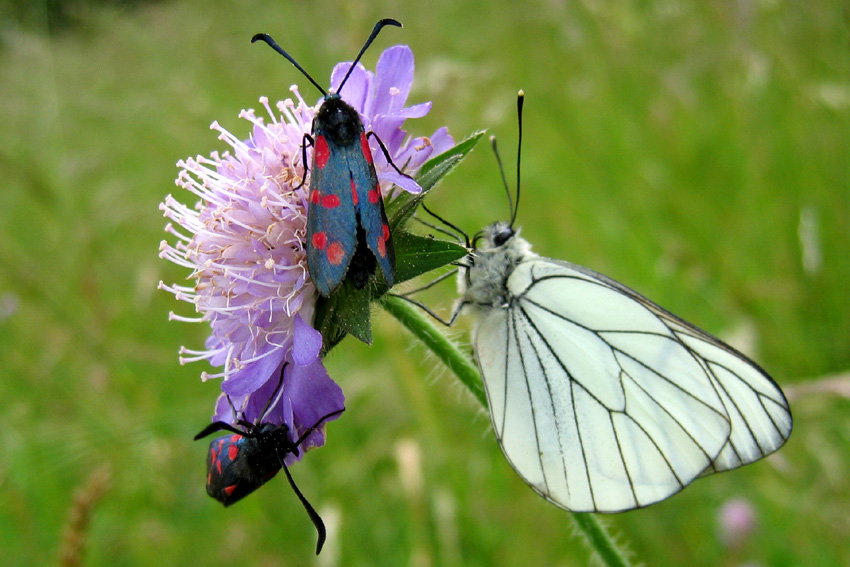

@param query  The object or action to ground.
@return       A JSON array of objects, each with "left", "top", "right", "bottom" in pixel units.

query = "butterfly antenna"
[
  {"left": 512, "top": 90, "right": 524, "bottom": 228},
  {"left": 336, "top": 18, "right": 402, "bottom": 95},
  {"left": 490, "top": 136, "right": 513, "bottom": 224},
  {"left": 251, "top": 33, "right": 328, "bottom": 97}
]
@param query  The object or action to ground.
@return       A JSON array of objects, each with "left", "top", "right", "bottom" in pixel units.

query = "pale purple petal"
[
  {"left": 372, "top": 46, "right": 415, "bottom": 115},
  {"left": 281, "top": 358, "right": 345, "bottom": 464},
  {"left": 222, "top": 342, "right": 287, "bottom": 397},
  {"left": 292, "top": 314, "right": 322, "bottom": 365},
  {"left": 325, "top": 45, "right": 454, "bottom": 197},
  {"left": 331, "top": 63, "right": 373, "bottom": 116},
  {"left": 380, "top": 169, "right": 422, "bottom": 194},
  {"left": 430, "top": 126, "right": 455, "bottom": 155}
]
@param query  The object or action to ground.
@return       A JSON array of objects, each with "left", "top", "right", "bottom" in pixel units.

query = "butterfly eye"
[{"left": 492, "top": 226, "right": 514, "bottom": 247}]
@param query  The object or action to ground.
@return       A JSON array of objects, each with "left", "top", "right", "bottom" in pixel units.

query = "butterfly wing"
[{"left": 473, "top": 257, "right": 792, "bottom": 513}]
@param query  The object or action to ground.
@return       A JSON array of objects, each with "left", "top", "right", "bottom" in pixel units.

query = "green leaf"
[
  {"left": 386, "top": 130, "right": 486, "bottom": 230},
  {"left": 393, "top": 230, "right": 468, "bottom": 284},
  {"left": 314, "top": 280, "right": 373, "bottom": 353}
]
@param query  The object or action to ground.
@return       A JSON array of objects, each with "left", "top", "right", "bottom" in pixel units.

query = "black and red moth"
[
  {"left": 195, "top": 410, "right": 343, "bottom": 554},
  {"left": 252, "top": 19, "right": 403, "bottom": 296}
]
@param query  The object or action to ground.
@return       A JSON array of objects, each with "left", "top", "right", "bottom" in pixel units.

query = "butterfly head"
[
  {"left": 458, "top": 221, "right": 535, "bottom": 309},
  {"left": 476, "top": 221, "right": 524, "bottom": 251}
]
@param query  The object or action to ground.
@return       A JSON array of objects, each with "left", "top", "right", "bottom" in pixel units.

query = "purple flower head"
[
  {"left": 159, "top": 45, "right": 451, "bottom": 457},
  {"left": 717, "top": 498, "right": 758, "bottom": 550}
]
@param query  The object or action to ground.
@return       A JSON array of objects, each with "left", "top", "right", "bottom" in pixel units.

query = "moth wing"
[
  {"left": 474, "top": 257, "right": 791, "bottom": 513},
  {"left": 206, "top": 435, "right": 279, "bottom": 507},
  {"left": 349, "top": 134, "right": 395, "bottom": 287},
  {"left": 307, "top": 135, "right": 359, "bottom": 296}
]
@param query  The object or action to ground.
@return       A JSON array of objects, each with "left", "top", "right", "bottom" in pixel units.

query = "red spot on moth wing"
[
  {"left": 377, "top": 236, "right": 386, "bottom": 258},
  {"left": 368, "top": 188, "right": 380, "bottom": 204},
  {"left": 315, "top": 136, "right": 330, "bottom": 169},
  {"left": 360, "top": 132, "right": 373, "bottom": 164},
  {"left": 229, "top": 434, "right": 241, "bottom": 442},
  {"left": 228, "top": 444, "right": 239, "bottom": 460},
  {"left": 351, "top": 177, "right": 359, "bottom": 205},
  {"left": 326, "top": 242, "right": 345, "bottom": 265},
  {"left": 216, "top": 460, "right": 222, "bottom": 474},
  {"left": 382, "top": 224, "right": 390, "bottom": 241},
  {"left": 311, "top": 232, "right": 328, "bottom": 250},
  {"left": 321, "top": 194, "right": 341, "bottom": 208},
  {"left": 310, "top": 190, "right": 321, "bottom": 204},
  {"left": 224, "top": 485, "right": 237, "bottom": 496}
]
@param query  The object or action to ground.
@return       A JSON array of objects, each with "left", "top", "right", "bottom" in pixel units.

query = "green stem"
[
  {"left": 380, "top": 295, "right": 486, "bottom": 407},
  {"left": 380, "top": 294, "right": 633, "bottom": 567},
  {"left": 571, "top": 513, "right": 631, "bottom": 567}
]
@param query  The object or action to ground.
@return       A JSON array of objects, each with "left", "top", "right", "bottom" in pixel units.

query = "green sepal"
[
  {"left": 392, "top": 230, "right": 467, "bottom": 285},
  {"left": 314, "top": 280, "right": 373, "bottom": 354}
]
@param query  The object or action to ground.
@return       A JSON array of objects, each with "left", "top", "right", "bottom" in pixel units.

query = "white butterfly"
[{"left": 451, "top": 93, "right": 792, "bottom": 513}]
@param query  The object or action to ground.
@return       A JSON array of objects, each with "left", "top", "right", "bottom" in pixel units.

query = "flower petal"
[
  {"left": 292, "top": 314, "right": 322, "bottom": 365},
  {"left": 332, "top": 62, "right": 373, "bottom": 116},
  {"left": 373, "top": 45, "right": 415, "bottom": 115},
  {"left": 283, "top": 358, "right": 345, "bottom": 462},
  {"left": 221, "top": 343, "right": 287, "bottom": 397},
  {"left": 379, "top": 169, "right": 423, "bottom": 194}
]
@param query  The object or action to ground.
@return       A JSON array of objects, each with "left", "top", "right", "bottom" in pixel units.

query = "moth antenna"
[
  {"left": 256, "top": 362, "right": 288, "bottom": 422},
  {"left": 224, "top": 393, "right": 241, "bottom": 424},
  {"left": 280, "top": 462, "right": 327, "bottom": 555},
  {"left": 251, "top": 33, "right": 328, "bottom": 97},
  {"left": 336, "top": 18, "right": 402, "bottom": 95},
  {"left": 293, "top": 409, "right": 346, "bottom": 448},
  {"left": 193, "top": 420, "right": 246, "bottom": 441}
]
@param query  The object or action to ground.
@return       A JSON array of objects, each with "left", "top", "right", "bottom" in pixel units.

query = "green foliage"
[{"left": 0, "top": 1, "right": 848, "bottom": 566}]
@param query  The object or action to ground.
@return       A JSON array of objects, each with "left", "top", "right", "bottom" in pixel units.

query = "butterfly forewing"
[
  {"left": 471, "top": 252, "right": 791, "bottom": 513},
  {"left": 557, "top": 259, "right": 794, "bottom": 473}
]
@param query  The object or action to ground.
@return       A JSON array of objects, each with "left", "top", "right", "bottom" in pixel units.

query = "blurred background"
[{"left": 0, "top": 1, "right": 847, "bottom": 565}]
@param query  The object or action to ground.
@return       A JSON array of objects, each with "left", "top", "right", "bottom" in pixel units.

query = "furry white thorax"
[{"left": 456, "top": 221, "right": 536, "bottom": 310}]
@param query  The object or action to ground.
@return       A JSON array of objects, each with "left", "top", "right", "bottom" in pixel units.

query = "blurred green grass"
[{"left": 0, "top": 1, "right": 848, "bottom": 565}]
